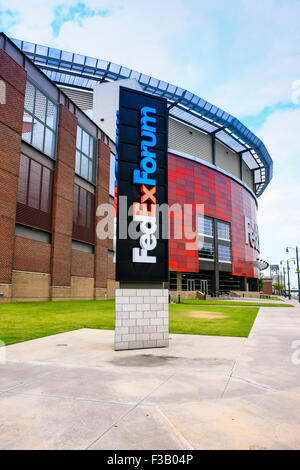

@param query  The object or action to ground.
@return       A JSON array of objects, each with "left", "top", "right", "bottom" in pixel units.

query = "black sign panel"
[{"left": 116, "top": 87, "right": 168, "bottom": 283}]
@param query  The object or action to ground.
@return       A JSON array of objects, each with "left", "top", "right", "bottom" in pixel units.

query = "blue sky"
[{"left": 1, "top": 0, "right": 300, "bottom": 286}]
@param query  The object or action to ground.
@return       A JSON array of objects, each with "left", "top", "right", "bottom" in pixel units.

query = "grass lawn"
[
  {"left": 0, "top": 300, "right": 260, "bottom": 346},
  {"left": 179, "top": 300, "right": 293, "bottom": 307}
]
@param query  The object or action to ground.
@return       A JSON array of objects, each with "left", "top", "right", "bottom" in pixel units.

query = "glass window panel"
[
  {"left": 199, "top": 242, "right": 214, "bottom": 260},
  {"left": 218, "top": 245, "right": 231, "bottom": 263},
  {"left": 22, "top": 111, "right": 33, "bottom": 143},
  {"left": 22, "top": 41, "right": 35, "bottom": 53},
  {"left": 75, "top": 150, "right": 81, "bottom": 174},
  {"left": 46, "top": 100, "right": 57, "bottom": 129},
  {"left": 76, "top": 126, "right": 82, "bottom": 150},
  {"left": 74, "top": 53, "right": 85, "bottom": 65},
  {"left": 81, "top": 155, "right": 89, "bottom": 179},
  {"left": 40, "top": 168, "right": 51, "bottom": 212},
  {"left": 88, "top": 160, "right": 93, "bottom": 182},
  {"left": 75, "top": 126, "right": 97, "bottom": 183},
  {"left": 34, "top": 89, "right": 47, "bottom": 122},
  {"left": 217, "top": 221, "right": 230, "bottom": 240},
  {"left": 23, "top": 81, "right": 58, "bottom": 159},
  {"left": 89, "top": 136, "right": 94, "bottom": 158},
  {"left": 28, "top": 160, "right": 41, "bottom": 209},
  {"left": 82, "top": 130, "right": 89, "bottom": 155},
  {"left": 198, "top": 216, "right": 213, "bottom": 237},
  {"left": 17, "top": 155, "right": 29, "bottom": 204},
  {"left": 44, "top": 128, "right": 55, "bottom": 157},
  {"left": 24, "top": 81, "right": 35, "bottom": 113},
  {"left": 86, "top": 57, "right": 97, "bottom": 67},
  {"left": 48, "top": 48, "right": 60, "bottom": 59},
  {"left": 36, "top": 45, "right": 48, "bottom": 56},
  {"left": 32, "top": 119, "right": 44, "bottom": 151},
  {"left": 61, "top": 50, "right": 73, "bottom": 62}
]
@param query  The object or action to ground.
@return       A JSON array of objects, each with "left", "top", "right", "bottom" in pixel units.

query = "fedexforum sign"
[
  {"left": 116, "top": 87, "right": 168, "bottom": 282},
  {"left": 132, "top": 105, "right": 158, "bottom": 264},
  {"left": 245, "top": 216, "right": 260, "bottom": 251}
]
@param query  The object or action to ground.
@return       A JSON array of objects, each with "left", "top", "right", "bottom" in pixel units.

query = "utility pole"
[
  {"left": 286, "top": 246, "right": 300, "bottom": 302},
  {"left": 296, "top": 246, "right": 300, "bottom": 303},
  {"left": 287, "top": 260, "right": 291, "bottom": 300}
]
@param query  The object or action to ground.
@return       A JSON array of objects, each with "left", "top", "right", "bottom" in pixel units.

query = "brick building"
[
  {"left": 0, "top": 34, "right": 273, "bottom": 301},
  {"left": 0, "top": 34, "right": 117, "bottom": 302}
]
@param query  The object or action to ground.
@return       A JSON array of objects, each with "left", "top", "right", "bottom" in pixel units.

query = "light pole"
[
  {"left": 286, "top": 247, "right": 300, "bottom": 303},
  {"left": 287, "top": 260, "right": 291, "bottom": 300},
  {"left": 280, "top": 261, "right": 287, "bottom": 297}
]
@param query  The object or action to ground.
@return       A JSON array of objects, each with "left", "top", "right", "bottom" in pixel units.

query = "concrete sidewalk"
[{"left": 0, "top": 300, "right": 299, "bottom": 449}]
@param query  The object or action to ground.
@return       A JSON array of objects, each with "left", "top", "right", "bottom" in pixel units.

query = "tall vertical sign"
[
  {"left": 116, "top": 87, "right": 169, "bottom": 282},
  {"left": 115, "top": 87, "right": 169, "bottom": 351}
]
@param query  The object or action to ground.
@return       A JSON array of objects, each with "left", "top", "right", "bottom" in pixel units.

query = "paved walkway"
[{"left": 0, "top": 300, "right": 299, "bottom": 449}]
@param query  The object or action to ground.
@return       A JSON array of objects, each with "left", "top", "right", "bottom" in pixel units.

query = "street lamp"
[
  {"left": 286, "top": 247, "right": 300, "bottom": 303},
  {"left": 280, "top": 260, "right": 287, "bottom": 297}
]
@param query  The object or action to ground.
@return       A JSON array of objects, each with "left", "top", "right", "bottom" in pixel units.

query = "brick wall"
[
  {"left": 94, "top": 139, "right": 113, "bottom": 288},
  {"left": 51, "top": 105, "right": 77, "bottom": 287},
  {"left": 263, "top": 280, "right": 273, "bottom": 295},
  {"left": 0, "top": 45, "right": 115, "bottom": 300},
  {"left": 13, "top": 236, "right": 51, "bottom": 273},
  {"left": 71, "top": 250, "right": 94, "bottom": 278},
  {"left": 0, "top": 50, "right": 26, "bottom": 284}
]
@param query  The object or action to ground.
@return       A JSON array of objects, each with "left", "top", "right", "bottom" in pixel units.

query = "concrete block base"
[{"left": 115, "top": 288, "right": 169, "bottom": 351}]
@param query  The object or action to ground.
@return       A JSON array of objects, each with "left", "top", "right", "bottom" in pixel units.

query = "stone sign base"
[{"left": 115, "top": 288, "right": 169, "bottom": 351}]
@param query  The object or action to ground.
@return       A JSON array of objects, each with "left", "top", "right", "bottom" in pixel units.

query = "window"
[
  {"left": 199, "top": 242, "right": 214, "bottom": 260},
  {"left": 75, "top": 125, "right": 97, "bottom": 184},
  {"left": 169, "top": 272, "right": 178, "bottom": 291},
  {"left": 198, "top": 216, "right": 213, "bottom": 237},
  {"left": 217, "top": 221, "right": 230, "bottom": 241},
  {"left": 72, "top": 184, "right": 95, "bottom": 244},
  {"left": 16, "top": 154, "right": 53, "bottom": 231},
  {"left": 22, "top": 80, "right": 58, "bottom": 158},
  {"left": 218, "top": 245, "right": 231, "bottom": 263}
]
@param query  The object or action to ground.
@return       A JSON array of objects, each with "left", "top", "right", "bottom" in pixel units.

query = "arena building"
[{"left": 0, "top": 33, "right": 273, "bottom": 301}]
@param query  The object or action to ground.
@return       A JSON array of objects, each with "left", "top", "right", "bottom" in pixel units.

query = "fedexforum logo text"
[{"left": 132, "top": 106, "right": 158, "bottom": 264}]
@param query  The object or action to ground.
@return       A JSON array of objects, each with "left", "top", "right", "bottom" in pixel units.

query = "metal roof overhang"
[{"left": 11, "top": 38, "right": 273, "bottom": 196}]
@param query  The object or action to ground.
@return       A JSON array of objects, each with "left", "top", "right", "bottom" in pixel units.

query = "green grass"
[
  {"left": 179, "top": 300, "right": 293, "bottom": 307},
  {"left": 0, "top": 299, "right": 260, "bottom": 346},
  {"left": 0, "top": 300, "right": 115, "bottom": 346},
  {"left": 169, "top": 303, "right": 258, "bottom": 337}
]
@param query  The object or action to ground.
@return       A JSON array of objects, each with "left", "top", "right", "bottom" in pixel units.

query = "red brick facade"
[
  {"left": 0, "top": 50, "right": 26, "bottom": 284},
  {"left": 51, "top": 105, "right": 77, "bottom": 286},
  {"left": 13, "top": 236, "right": 51, "bottom": 274},
  {"left": 71, "top": 250, "right": 94, "bottom": 278},
  {"left": 94, "top": 140, "right": 113, "bottom": 288},
  {"left": 0, "top": 43, "right": 116, "bottom": 300}
]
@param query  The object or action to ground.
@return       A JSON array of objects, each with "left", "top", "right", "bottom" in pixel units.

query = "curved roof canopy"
[{"left": 12, "top": 38, "right": 273, "bottom": 196}]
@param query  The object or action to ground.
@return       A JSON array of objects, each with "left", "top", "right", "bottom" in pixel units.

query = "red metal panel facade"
[{"left": 168, "top": 152, "right": 259, "bottom": 278}]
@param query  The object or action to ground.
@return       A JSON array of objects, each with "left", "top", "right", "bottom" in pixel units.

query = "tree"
[
  {"left": 273, "top": 282, "right": 284, "bottom": 292},
  {"left": 259, "top": 277, "right": 264, "bottom": 291}
]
